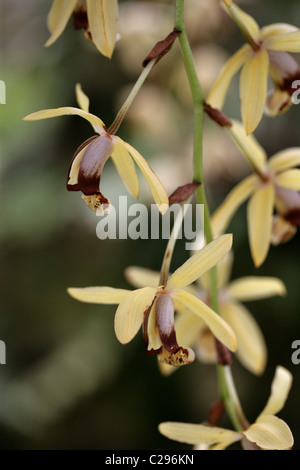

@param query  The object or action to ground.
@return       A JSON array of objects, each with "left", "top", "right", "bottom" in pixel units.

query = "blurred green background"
[{"left": 0, "top": 0, "right": 299, "bottom": 450}]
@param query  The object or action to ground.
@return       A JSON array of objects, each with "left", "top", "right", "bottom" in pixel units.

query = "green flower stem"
[
  {"left": 107, "top": 59, "right": 156, "bottom": 135},
  {"left": 175, "top": 0, "right": 245, "bottom": 433}
]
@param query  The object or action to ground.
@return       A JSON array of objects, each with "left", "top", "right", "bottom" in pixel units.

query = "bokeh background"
[{"left": 1, "top": 0, "right": 299, "bottom": 450}]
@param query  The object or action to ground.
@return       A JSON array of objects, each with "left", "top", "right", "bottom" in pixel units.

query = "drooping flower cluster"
[{"left": 23, "top": 0, "right": 297, "bottom": 451}]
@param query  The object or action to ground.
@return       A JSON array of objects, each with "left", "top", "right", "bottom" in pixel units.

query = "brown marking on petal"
[
  {"left": 67, "top": 135, "right": 99, "bottom": 192},
  {"left": 280, "top": 72, "right": 300, "bottom": 96},
  {"left": 284, "top": 208, "right": 300, "bottom": 226},
  {"left": 142, "top": 29, "right": 181, "bottom": 67},
  {"left": 168, "top": 181, "right": 201, "bottom": 205},
  {"left": 215, "top": 338, "right": 232, "bottom": 366},
  {"left": 204, "top": 102, "right": 233, "bottom": 128},
  {"left": 158, "top": 346, "right": 195, "bottom": 367},
  {"left": 207, "top": 399, "right": 225, "bottom": 426},
  {"left": 76, "top": 135, "right": 114, "bottom": 195},
  {"left": 73, "top": 9, "right": 89, "bottom": 31}
]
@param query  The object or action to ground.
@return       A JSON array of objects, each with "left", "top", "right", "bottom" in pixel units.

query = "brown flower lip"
[{"left": 67, "top": 134, "right": 114, "bottom": 196}]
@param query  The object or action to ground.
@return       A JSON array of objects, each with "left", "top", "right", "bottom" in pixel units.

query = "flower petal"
[
  {"left": 114, "top": 287, "right": 156, "bottom": 344},
  {"left": 23, "top": 107, "right": 105, "bottom": 134},
  {"left": 228, "top": 3, "right": 260, "bottom": 41},
  {"left": 247, "top": 183, "right": 275, "bottom": 267},
  {"left": 199, "top": 251, "right": 234, "bottom": 291},
  {"left": 267, "top": 30, "right": 300, "bottom": 52},
  {"left": 260, "top": 366, "right": 293, "bottom": 417},
  {"left": 45, "top": 0, "right": 78, "bottom": 46},
  {"left": 240, "top": 49, "right": 269, "bottom": 135},
  {"left": 67, "top": 286, "right": 131, "bottom": 304},
  {"left": 67, "top": 135, "right": 114, "bottom": 195},
  {"left": 211, "top": 175, "right": 258, "bottom": 236},
  {"left": 174, "top": 311, "right": 206, "bottom": 349},
  {"left": 261, "top": 23, "right": 299, "bottom": 40},
  {"left": 172, "top": 289, "right": 237, "bottom": 352},
  {"left": 86, "top": 0, "right": 118, "bottom": 58},
  {"left": 206, "top": 44, "right": 250, "bottom": 109},
  {"left": 156, "top": 294, "right": 178, "bottom": 353},
  {"left": 118, "top": 138, "right": 169, "bottom": 214},
  {"left": 276, "top": 169, "right": 300, "bottom": 190},
  {"left": 264, "top": 88, "right": 292, "bottom": 117},
  {"left": 66, "top": 136, "right": 98, "bottom": 188},
  {"left": 227, "top": 120, "right": 267, "bottom": 172},
  {"left": 159, "top": 421, "right": 241, "bottom": 448},
  {"left": 227, "top": 276, "right": 286, "bottom": 301},
  {"left": 125, "top": 266, "right": 160, "bottom": 288},
  {"left": 168, "top": 234, "right": 233, "bottom": 289},
  {"left": 269, "top": 148, "right": 300, "bottom": 172},
  {"left": 243, "top": 415, "right": 294, "bottom": 450},
  {"left": 221, "top": 301, "right": 267, "bottom": 375},
  {"left": 75, "top": 83, "right": 90, "bottom": 112},
  {"left": 111, "top": 143, "right": 139, "bottom": 198}
]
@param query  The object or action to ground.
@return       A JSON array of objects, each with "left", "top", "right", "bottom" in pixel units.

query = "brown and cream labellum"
[
  {"left": 271, "top": 215, "right": 296, "bottom": 245},
  {"left": 155, "top": 293, "right": 178, "bottom": 353},
  {"left": 158, "top": 345, "right": 195, "bottom": 367},
  {"left": 81, "top": 193, "right": 110, "bottom": 213},
  {"left": 155, "top": 293, "right": 195, "bottom": 366},
  {"left": 268, "top": 50, "right": 300, "bottom": 95},
  {"left": 67, "top": 134, "right": 114, "bottom": 196}
]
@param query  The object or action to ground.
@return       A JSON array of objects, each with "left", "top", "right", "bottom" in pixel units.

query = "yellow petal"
[
  {"left": 247, "top": 183, "right": 275, "bottom": 267},
  {"left": 228, "top": 3, "right": 260, "bottom": 41},
  {"left": 206, "top": 44, "right": 250, "bottom": 109},
  {"left": 240, "top": 49, "right": 269, "bottom": 135},
  {"left": 172, "top": 289, "right": 237, "bottom": 352},
  {"left": 260, "top": 366, "right": 293, "bottom": 417},
  {"left": 174, "top": 311, "right": 206, "bottom": 350},
  {"left": 211, "top": 174, "right": 258, "bottom": 236},
  {"left": 75, "top": 83, "right": 90, "bottom": 113},
  {"left": 67, "top": 286, "right": 131, "bottom": 304},
  {"left": 199, "top": 251, "right": 234, "bottom": 291},
  {"left": 159, "top": 421, "right": 241, "bottom": 448},
  {"left": 168, "top": 234, "right": 233, "bottom": 289},
  {"left": 87, "top": 0, "right": 118, "bottom": 58},
  {"left": 267, "top": 30, "right": 300, "bottom": 52},
  {"left": 111, "top": 142, "right": 139, "bottom": 198},
  {"left": 146, "top": 299, "right": 161, "bottom": 351},
  {"left": 227, "top": 120, "right": 267, "bottom": 172},
  {"left": 124, "top": 266, "right": 160, "bottom": 289},
  {"left": 119, "top": 138, "right": 169, "bottom": 214},
  {"left": 243, "top": 415, "right": 294, "bottom": 450},
  {"left": 269, "top": 148, "right": 300, "bottom": 172},
  {"left": 261, "top": 23, "right": 299, "bottom": 40},
  {"left": 221, "top": 301, "right": 267, "bottom": 375},
  {"left": 227, "top": 276, "right": 286, "bottom": 301},
  {"left": 23, "top": 107, "right": 105, "bottom": 135},
  {"left": 45, "top": 0, "right": 78, "bottom": 46},
  {"left": 114, "top": 287, "right": 156, "bottom": 344},
  {"left": 275, "top": 169, "right": 300, "bottom": 190}
]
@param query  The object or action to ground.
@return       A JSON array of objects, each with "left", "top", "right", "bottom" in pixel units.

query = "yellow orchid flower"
[
  {"left": 68, "top": 235, "right": 237, "bottom": 366},
  {"left": 159, "top": 366, "right": 294, "bottom": 450},
  {"left": 211, "top": 120, "right": 300, "bottom": 267},
  {"left": 207, "top": 1, "right": 300, "bottom": 134},
  {"left": 125, "top": 252, "right": 286, "bottom": 376},
  {"left": 24, "top": 84, "right": 169, "bottom": 214},
  {"left": 45, "top": 0, "right": 119, "bottom": 58}
]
